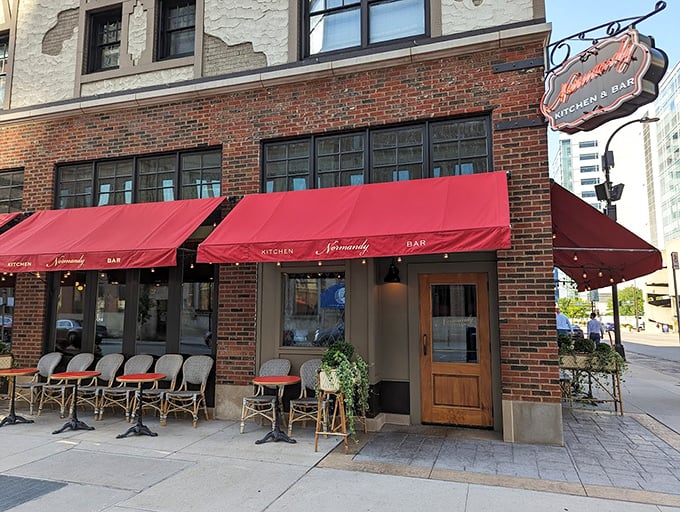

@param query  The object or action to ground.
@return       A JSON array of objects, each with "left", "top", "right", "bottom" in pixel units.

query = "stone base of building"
[
  {"left": 502, "top": 400, "right": 564, "bottom": 446},
  {"left": 214, "top": 384, "right": 251, "bottom": 421}
]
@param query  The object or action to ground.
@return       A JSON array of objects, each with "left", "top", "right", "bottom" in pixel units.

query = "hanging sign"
[{"left": 541, "top": 28, "right": 667, "bottom": 134}]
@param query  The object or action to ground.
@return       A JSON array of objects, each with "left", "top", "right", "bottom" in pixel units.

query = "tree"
[
  {"left": 558, "top": 297, "right": 590, "bottom": 322},
  {"left": 608, "top": 286, "right": 644, "bottom": 318}
]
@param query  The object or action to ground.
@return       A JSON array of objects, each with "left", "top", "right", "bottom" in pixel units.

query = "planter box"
[
  {"left": 319, "top": 369, "right": 340, "bottom": 392},
  {"left": 0, "top": 353, "right": 12, "bottom": 369},
  {"left": 559, "top": 353, "right": 618, "bottom": 372}
]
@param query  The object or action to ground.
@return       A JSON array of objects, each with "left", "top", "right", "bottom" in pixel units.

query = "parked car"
[
  {"left": 55, "top": 319, "right": 108, "bottom": 349},
  {"left": 571, "top": 325, "right": 584, "bottom": 338},
  {"left": 313, "top": 321, "right": 345, "bottom": 346}
]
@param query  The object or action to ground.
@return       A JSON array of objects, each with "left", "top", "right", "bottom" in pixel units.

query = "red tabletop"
[
  {"left": 117, "top": 373, "right": 165, "bottom": 383},
  {"left": 51, "top": 371, "right": 100, "bottom": 380},
  {"left": 0, "top": 367, "right": 38, "bottom": 377},
  {"left": 253, "top": 375, "right": 301, "bottom": 386}
]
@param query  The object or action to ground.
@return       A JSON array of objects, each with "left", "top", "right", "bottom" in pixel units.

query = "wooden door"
[{"left": 419, "top": 273, "right": 493, "bottom": 427}]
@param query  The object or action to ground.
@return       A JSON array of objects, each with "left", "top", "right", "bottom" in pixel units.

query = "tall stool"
[
  {"left": 314, "top": 389, "right": 348, "bottom": 453},
  {"left": 314, "top": 389, "right": 366, "bottom": 454}
]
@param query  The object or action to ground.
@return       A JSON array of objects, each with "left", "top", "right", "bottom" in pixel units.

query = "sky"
[{"left": 544, "top": 0, "right": 679, "bottom": 69}]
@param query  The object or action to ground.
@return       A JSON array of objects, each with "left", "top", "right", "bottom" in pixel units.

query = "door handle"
[{"left": 423, "top": 334, "right": 427, "bottom": 356}]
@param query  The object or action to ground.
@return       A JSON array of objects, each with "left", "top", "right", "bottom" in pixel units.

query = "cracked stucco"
[
  {"left": 442, "top": 0, "right": 535, "bottom": 36},
  {"left": 81, "top": 66, "right": 194, "bottom": 96},
  {"left": 204, "top": 0, "right": 288, "bottom": 66},
  {"left": 12, "top": 1, "right": 80, "bottom": 108}
]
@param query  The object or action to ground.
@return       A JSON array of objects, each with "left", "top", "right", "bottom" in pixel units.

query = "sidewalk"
[{"left": 1, "top": 348, "right": 680, "bottom": 512}]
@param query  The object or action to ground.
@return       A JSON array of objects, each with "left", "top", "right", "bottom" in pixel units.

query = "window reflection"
[
  {"left": 96, "top": 270, "right": 126, "bottom": 356},
  {"left": 282, "top": 273, "right": 345, "bottom": 347},
  {"left": 55, "top": 271, "right": 87, "bottom": 356},
  {"left": 180, "top": 257, "right": 213, "bottom": 355},
  {"left": 431, "top": 284, "right": 478, "bottom": 363},
  {"left": 136, "top": 267, "right": 169, "bottom": 356}
]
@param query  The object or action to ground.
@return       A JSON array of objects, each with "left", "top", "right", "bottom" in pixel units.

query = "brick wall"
[{"left": 1, "top": 38, "right": 557, "bottom": 399}]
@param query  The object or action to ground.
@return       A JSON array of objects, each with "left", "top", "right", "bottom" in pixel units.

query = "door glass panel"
[
  {"left": 136, "top": 268, "right": 169, "bottom": 356},
  {"left": 180, "top": 259, "right": 213, "bottom": 355},
  {"left": 431, "top": 284, "right": 478, "bottom": 363},
  {"left": 55, "top": 271, "right": 87, "bottom": 357},
  {"left": 97, "top": 270, "right": 126, "bottom": 356}
]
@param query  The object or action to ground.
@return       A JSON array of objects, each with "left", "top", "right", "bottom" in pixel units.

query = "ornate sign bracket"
[{"left": 545, "top": 1, "right": 666, "bottom": 76}]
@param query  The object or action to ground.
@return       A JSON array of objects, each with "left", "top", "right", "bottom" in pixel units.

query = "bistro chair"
[
  {"left": 38, "top": 352, "right": 95, "bottom": 418},
  {"left": 75, "top": 353, "right": 125, "bottom": 418},
  {"left": 0, "top": 352, "right": 13, "bottom": 401},
  {"left": 98, "top": 354, "right": 153, "bottom": 421},
  {"left": 14, "top": 352, "right": 63, "bottom": 415},
  {"left": 130, "top": 353, "right": 184, "bottom": 421},
  {"left": 288, "top": 358, "right": 322, "bottom": 436},
  {"left": 161, "top": 355, "right": 213, "bottom": 428},
  {"left": 240, "top": 358, "right": 291, "bottom": 434}
]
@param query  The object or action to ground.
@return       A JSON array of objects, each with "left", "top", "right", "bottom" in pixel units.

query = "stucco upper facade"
[{"left": 2, "top": 0, "right": 544, "bottom": 110}]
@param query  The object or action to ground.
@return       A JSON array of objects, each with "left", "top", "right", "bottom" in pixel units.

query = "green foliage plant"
[
  {"left": 559, "top": 337, "right": 626, "bottom": 374},
  {"left": 319, "top": 340, "right": 369, "bottom": 438}
]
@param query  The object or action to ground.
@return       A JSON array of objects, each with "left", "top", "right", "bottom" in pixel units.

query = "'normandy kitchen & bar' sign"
[{"left": 541, "top": 28, "right": 667, "bottom": 134}]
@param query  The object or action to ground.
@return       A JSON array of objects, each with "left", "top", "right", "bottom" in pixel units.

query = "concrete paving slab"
[
  {"left": 270, "top": 467, "right": 470, "bottom": 511},
  {"left": 6, "top": 483, "right": 134, "bottom": 512},
  {"left": 120, "top": 456, "right": 310, "bottom": 512},
  {"left": 10, "top": 449, "right": 191, "bottom": 492}
]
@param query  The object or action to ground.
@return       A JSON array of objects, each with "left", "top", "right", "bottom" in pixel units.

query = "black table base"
[
  {"left": 255, "top": 391, "right": 296, "bottom": 444},
  {"left": 52, "top": 382, "right": 95, "bottom": 434},
  {"left": 1, "top": 377, "right": 34, "bottom": 427},
  {"left": 117, "top": 389, "right": 157, "bottom": 438}
]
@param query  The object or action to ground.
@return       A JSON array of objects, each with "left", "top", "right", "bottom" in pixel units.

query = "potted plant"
[
  {"left": 559, "top": 337, "right": 626, "bottom": 374},
  {"left": 318, "top": 340, "right": 369, "bottom": 437}
]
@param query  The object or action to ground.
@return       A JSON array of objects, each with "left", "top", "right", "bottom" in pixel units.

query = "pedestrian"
[
  {"left": 587, "top": 312, "right": 604, "bottom": 344},
  {"left": 555, "top": 307, "right": 572, "bottom": 337}
]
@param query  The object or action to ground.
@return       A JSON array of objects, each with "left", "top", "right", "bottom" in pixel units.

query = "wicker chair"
[
  {"left": 98, "top": 354, "right": 153, "bottom": 420},
  {"left": 14, "top": 352, "right": 63, "bottom": 415},
  {"left": 161, "top": 355, "right": 213, "bottom": 428},
  {"left": 38, "top": 352, "right": 95, "bottom": 417},
  {"left": 130, "top": 353, "right": 184, "bottom": 421},
  {"left": 76, "top": 353, "right": 125, "bottom": 417},
  {"left": 288, "top": 358, "right": 321, "bottom": 436},
  {"left": 0, "top": 352, "right": 13, "bottom": 400},
  {"left": 240, "top": 358, "right": 291, "bottom": 434}
]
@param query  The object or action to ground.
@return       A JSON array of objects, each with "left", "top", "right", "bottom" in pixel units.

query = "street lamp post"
[{"left": 600, "top": 116, "right": 659, "bottom": 350}]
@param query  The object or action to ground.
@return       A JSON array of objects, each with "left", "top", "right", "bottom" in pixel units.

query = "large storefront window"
[
  {"left": 55, "top": 271, "right": 88, "bottom": 356},
  {"left": 281, "top": 272, "right": 345, "bottom": 347},
  {"left": 263, "top": 117, "right": 491, "bottom": 192},
  {"left": 0, "top": 287, "right": 14, "bottom": 345},
  {"left": 97, "top": 270, "right": 126, "bottom": 356},
  {"left": 180, "top": 254, "right": 213, "bottom": 355},
  {"left": 136, "top": 267, "right": 169, "bottom": 355}
]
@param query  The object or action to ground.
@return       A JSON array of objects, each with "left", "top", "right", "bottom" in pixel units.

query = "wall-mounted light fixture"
[{"left": 383, "top": 259, "right": 401, "bottom": 283}]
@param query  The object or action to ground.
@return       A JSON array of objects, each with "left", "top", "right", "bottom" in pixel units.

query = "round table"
[
  {"left": 0, "top": 368, "right": 38, "bottom": 427},
  {"left": 252, "top": 375, "right": 301, "bottom": 445},
  {"left": 115, "top": 373, "right": 165, "bottom": 439},
  {"left": 50, "top": 370, "right": 101, "bottom": 434}
]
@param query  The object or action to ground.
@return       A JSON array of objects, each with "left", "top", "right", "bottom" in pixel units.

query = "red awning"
[
  {"left": 0, "top": 197, "right": 224, "bottom": 272},
  {"left": 197, "top": 172, "right": 511, "bottom": 263},
  {"left": 0, "top": 212, "right": 21, "bottom": 230},
  {"left": 551, "top": 182, "right": 662, "bottom": 291}
]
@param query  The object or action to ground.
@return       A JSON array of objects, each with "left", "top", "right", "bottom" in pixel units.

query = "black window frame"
[
  {"left": 87, "top": 6, "right": 122, "bottom": 73},
  {"left": 157, "top": 0, "right": 196, "bottom": 61},
  {"left": 55, "top": 148, "right": 222, "bottom": 209},
  {"left": 262, "top": 116, "right": 492, "bottom": 192},
  {"left": 0, "top": 32, "right": 9, "bottom": 76},
  {"left": 302, "top": 0, "right": 429, "bottom": 58},
  {"left": 0, "top": 168, "right": 23, "bottom": 213}
]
